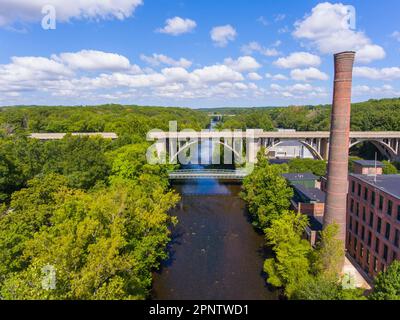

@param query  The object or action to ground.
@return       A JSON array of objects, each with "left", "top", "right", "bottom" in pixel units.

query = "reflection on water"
[{"left": 179, "top": 179, "right": 231, "bottom": 195}]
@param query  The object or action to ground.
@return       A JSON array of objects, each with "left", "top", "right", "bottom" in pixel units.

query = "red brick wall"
[{"left": 346, "top": 175, "right": 400, "bottom": 279}]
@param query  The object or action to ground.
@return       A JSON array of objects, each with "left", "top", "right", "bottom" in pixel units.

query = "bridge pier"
[
  {"left": 246, "top": 129, "right": 263, "bottom": 163},
  {"left": 320, "top": 138, "right": 330, "bottom": 160}
]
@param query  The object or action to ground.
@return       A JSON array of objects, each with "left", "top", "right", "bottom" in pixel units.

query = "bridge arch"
[
  {"left": 265, "top": 140, "right": 324, "bottom": 160},
  {"left": 349, "top": 139, "right": 396, "bottom": 160},
  {"left": 170, "top": 139, "right": 243, "bottom": 163}
]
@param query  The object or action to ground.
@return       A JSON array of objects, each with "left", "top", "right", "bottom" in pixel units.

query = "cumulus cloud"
[
  {"left": 0, "top": 50, "right": 273, "bottom": 105},
  {"left": 53, "top": 50, "right": 133, "bottom": 72},
  {"left": 268, "top": 82, "right": 328, "bottom": 99},
  {"left": 191, "top": 65, "right": 244, "bottom": 83},
  {"left": 241, "top": 41, "right": 280, "bottom": 57},
  {"left": 210, "top": 25, "right": 237, "bottom": 47},
  {"left": 353, "top": 84, "right": 400, "bottom": 97},
  {"left": 247, "top": 72, "right": 262, "bottom": 81},
  {"left": 223, "top": 56, "right": 261, "bottom": 72},
  {"left": 293, "top": 2, "right": 385, "bottom": 63},
  {"left": 156, "top": 16, "right": 196, "bottom": 35},
  {"left": 0, "top": 56, "right": 72, "bottom": 82},
  {"left": 0, "top": 0, "right": 143, "bottom": 26},
  {"left": 140, "top": 53, "right": 192, "bottom": 69},
  {"left": 290, "top": 67, "right": 329, "bottom": 81},
  {"left": 353, "top": 66, "right": 400, "bottom": 80},
  {"left": 274, "top": 52, "right": 321, "bottom": 69}
]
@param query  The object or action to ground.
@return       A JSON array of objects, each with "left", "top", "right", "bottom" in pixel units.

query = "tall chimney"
[{"left": 323, "top": 51, "right": 356, "bottom": 246}]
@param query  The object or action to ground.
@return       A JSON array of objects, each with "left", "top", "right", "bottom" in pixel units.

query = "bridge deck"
[
  {"left": 29, "top": 132, "right": 118, "bottom": 140},
  {"left": 149, "top": 131, "right": 400, "bottom": 139},
  {"left": 168, "top": 169, "right": 248, "bottom": 180}
]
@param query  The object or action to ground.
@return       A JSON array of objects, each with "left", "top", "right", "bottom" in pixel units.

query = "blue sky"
[{"left": 0, "top": 0, "right": 399, "bottom": 108}]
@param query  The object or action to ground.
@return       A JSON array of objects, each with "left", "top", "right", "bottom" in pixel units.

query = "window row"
[
  {"left": 349, "top": 214, "right": 400, "bottom": 247},
  {"left": 350, "top": 181, "right": 400, "bottom": 219}
]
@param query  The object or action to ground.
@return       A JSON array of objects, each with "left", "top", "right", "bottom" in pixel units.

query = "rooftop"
[
  {"left": 293, "top": 184, "right": 326, "bottom": 203},
  {"left": 353, "top": 160, "right": 384, "bottom": 168},
  {"left": 282, "top": 172, "right": 319, "bottom": 181},
  {"left": 309, "top": 215, "right": 323, "bottom": 231},
  {"left": 351, "top": 174, "right": 400, "bottom": 200}
]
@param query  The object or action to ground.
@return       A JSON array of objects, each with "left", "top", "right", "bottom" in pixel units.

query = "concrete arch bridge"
[{"left": 148, "top": 130, "right": 400, "bottom": 163}]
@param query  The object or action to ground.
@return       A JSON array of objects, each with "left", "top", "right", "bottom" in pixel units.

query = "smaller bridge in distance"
[
  {"left": 168, "top": 169, "right": 247, "bottom": 180},
  {"left": 29, "top": 132, "right": 118, "bottom": 140}
]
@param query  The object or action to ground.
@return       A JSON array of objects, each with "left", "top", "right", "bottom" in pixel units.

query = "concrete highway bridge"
[
  {"left": 29, "top": 131, "right": 400, "bottom": 162},
  {"left": 29, "top": 132, "right": 118, "bottom": 140},
  {"left": 148, "top": 130, "right": 400, "bottom": 162}
]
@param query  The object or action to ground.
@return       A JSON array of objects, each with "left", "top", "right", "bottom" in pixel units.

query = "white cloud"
[
  {"left": 140, "top": 53, "right": 192, "bottom": 69},
  {"left": 192, "top": 65, "right": 244, "bottom": 83},
  {"left": 265, "top": 73, "right": 288, "bottom": 81},
  {"left": 247, "top": 72, "right": 262, "bottom": 81},
  {"left": 268, "top": 82, "right": 328, "bottom": 99},
  {"left": 290, "top": 67, "right": 329, "bottom": 81},
  {"left": 241, "top": 42, "right": 280, "bottom": 57},
  {"left": 293, "top": 2, "right": 385, "bottom": 63},
  {"left": 0, "top": 56, "right": 72, "bottom": 83},
  {"left": 356, "top": 45, "right": 386, "bottom": 64},
  {"left": 223, "top": 56, "right": 261, "bottom": 72},
  {"left": 0, "top": 0, "right": 143, "bottom": 26},
  {"left": 353, "top": 66, "right": 400, "bottom": 80},
  {"left": 353, "top": 84, "right": 400, "bottom": 97},
  {"left": 53, "top": 50, "right": 133, "bottom": 71},
  {"left": 0, "top": 50, "right": 338, "bottom": 105},
  {"left": 157, "top": 17, "right": 196, "bottom": 35},
  {"left": 274, "top": 52, "right": 321, "bottom": 69},
  {"left": 210, "top": 25, "right": 237, "bottom": 47}
]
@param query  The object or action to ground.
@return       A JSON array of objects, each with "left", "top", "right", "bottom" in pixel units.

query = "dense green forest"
[
  {"left": 0, "top": 105, "right": 207, "bottom": 299},
  {"left": 0, "top": 104, "right": 209, "bottom": 137},
  {"left": 211, "top": 98, "right": 400, "bottom": 131}
]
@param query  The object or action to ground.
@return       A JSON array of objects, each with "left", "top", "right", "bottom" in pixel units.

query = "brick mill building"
[{"left": 346, "top": 161, "right": 400, "bottom": 279}]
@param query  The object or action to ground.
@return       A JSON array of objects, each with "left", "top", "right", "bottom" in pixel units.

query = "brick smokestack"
[{"left": 323, "top": 51, "right": 356, "bottom": 246}]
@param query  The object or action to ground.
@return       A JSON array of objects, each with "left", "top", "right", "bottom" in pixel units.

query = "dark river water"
[
  {"left": 151, "top": 179, "right": 277, "bottom": 300},
  {"left": 152, "top": 120, "right": 277, "bottom": 300}
]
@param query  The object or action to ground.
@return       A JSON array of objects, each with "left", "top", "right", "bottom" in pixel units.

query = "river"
[
  {"left": 152, "top": 121, "right": 277, "bottom": 299},
  {"left": 152, "top": 179, "right": 277, "bottom": 300}
]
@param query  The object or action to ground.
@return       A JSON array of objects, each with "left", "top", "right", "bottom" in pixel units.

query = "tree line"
[{"left": 213, "top": 97, "right": 400, "bottom": 132}]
